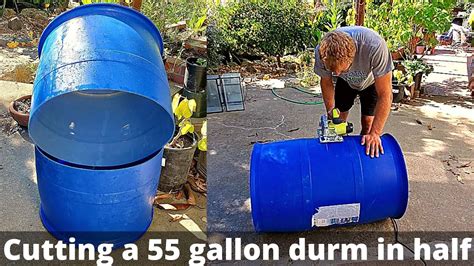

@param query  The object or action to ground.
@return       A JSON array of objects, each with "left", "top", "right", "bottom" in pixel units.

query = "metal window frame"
[
  {"left": 206, "top": 75, "right": 223, "bottom": 113},
  {"left": 220, "top": 73, "right": 245, "bottom": 112}
]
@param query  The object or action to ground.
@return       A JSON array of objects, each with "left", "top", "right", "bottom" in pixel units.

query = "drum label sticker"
[{"left": 312, "top": 203, "right": 360, "bottom": 227}]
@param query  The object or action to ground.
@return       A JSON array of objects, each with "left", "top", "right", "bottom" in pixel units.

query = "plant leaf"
[
  {"left": 201, "top": 120, "right": 207, "bottom": 136},
  {"left": 180, "top": 121, "right": 194, "bottom": 135},
  {"left": 188, "top": 99, "right": 197, "bottom": 112},
  {"left": 176, "top": 99, "right": 192, "bottom": 119},
  {"left": 198, "top": 137, "right": 207, "bottom": 151},
  {"left": 7, "top": 41, "right": 19, "bottom": 49},
  {"left": 172, "top": 94, "right": 181, "bottom": 114}
]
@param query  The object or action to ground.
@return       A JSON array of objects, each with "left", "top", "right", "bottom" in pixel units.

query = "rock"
[
  {"left": 0, "top": 36, "right": 14, "bottom": 47},
  {"left": 244, "top": 65, "right": 257, "bottom": 74},
  {"left": 7, "top": 17, "right": 23, "bottom": 31},
  {"left": 1, "top": 9, "right": 16, "bottom": 19},
  {"left": 16, "top": 36, "right": 32, "bottom": 44},
  {"left": 20, "top": 8, "right": 48, "bottom": 21},
  {"left": 287, "top": 62, "right": 298, "bottom": 71}
]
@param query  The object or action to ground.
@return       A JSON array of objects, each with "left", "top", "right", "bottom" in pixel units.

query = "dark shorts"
[{"left": 335, "top": 78, "right": 377, "bottom": 116}]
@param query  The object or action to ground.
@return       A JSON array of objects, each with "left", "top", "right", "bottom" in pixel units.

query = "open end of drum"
[{"left": 29, "top": 90, "right": 174, "bottom": 167}]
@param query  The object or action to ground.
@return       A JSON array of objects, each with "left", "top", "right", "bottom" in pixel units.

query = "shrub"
[
  {"left": 212, "top": 0, "right": 318, "bottom": 67},
  {"left": 365, "top": 0, "right": 454, "bottom": 55}
]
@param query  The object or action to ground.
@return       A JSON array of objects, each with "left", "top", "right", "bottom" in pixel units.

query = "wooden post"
[
  {"left": 131, "top": 0, "right": 142, "bottom": 11},
  {"left": 355, "top": 0, "right": 366, "bottom": 26},
  {"left": 120, "top": 0, "right": 142, "bottom": 12}
]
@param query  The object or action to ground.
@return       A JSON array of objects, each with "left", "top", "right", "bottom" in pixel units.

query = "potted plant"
[
  {"left": 402, "top": 59, "right": 433, "bottom": 95},
  {"left": 392, "top": 70, "right": 414, "bottom": 103},
  {"left": 158, "top": 94, "right": 205, "bottom": 192},
  {"left": 385, "top": 32, "right": 405, "bottom": 60},
  {"left": 391, "top": 47, "right": 405, "bottom": 61},
  {"left": 9, "top": 95, "right": 32, "bottom": 127},
  {"left": 183, "top": 57, "right": 207, "bottom": 118},
  {"left": 415, "top": 40, "right": 426, "bottom": 55},
  {"left": 365, "top": 1, "right": 454, "bottom": 59},
  {"left": 184, "top": 57, "right": 207, "bottom": 92}
]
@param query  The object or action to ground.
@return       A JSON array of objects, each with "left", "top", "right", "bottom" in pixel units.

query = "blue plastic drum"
[
  {"left": 35, "top": 147, "right": 163, "bottom": 246},
  {"left": 250, "top": 134, "right": 409, "bottom": 232},
  {"left": 29, "top": 4, "right": 174, "bottom": 167}
]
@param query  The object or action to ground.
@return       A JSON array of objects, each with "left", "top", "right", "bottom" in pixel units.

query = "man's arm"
[
  {"left": 320, "top": 76, "right": 336, "bottom": 113},
  {"left": 371, "top": 72, "right": 392, "bottom": 135},
  {"left": 361, "top": 71, "right": 392, "bottom": 157}
]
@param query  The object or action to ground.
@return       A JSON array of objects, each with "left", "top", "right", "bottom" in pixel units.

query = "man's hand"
[
  {"left": 361, "top": 71, "right": 391, "bottom": 158},
  {"left": 361, "top": 132, "right": 384, "bottom": 158}
]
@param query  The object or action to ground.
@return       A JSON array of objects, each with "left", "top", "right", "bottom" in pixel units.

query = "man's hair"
[{"left": 319, "top": 31, "right": 356, "bottom": 71}]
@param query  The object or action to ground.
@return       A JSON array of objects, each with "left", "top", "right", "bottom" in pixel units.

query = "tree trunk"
[
  {"left": 356, "top": 0, "right": 366, "bottom": 26},
  {"left": 276, "top": 56, "right": 282, "bottom": 68}
]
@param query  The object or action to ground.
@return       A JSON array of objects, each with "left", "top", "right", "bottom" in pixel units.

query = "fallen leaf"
[
  {"left": 187, "top": 174, "right": 206, "bottom": 193},
  {"left": 184, "top": 183, "right": 196, "bottom": 206},
  {"left": 155, "top": 193, "right": 173, "bottom": 201},
  {"left": 7, "top": 41, "right": 19, "bottom": 49},
  {"left": 169, "top": 203, "right": 192, "bottom": 210},
  {"left": 155, "top": 204, "right": 177, "bottom": 210},
  {"left": 156, "top": 203, "right": 192, "bottom": 211},
  {"left": 169, "top": 215, "right": 184, "bottom": 222},
  {"left": 415, "top": 119, "right": 423, "bottom": 125},
  {"left": 263, "top": 74, "right": 270, "bottom": 80},
  {"left": 175, "top": 189, "right": 184, "bottom": 200},
  {"left": 427, "top": 124, "right": 433, "bottom": 130}
]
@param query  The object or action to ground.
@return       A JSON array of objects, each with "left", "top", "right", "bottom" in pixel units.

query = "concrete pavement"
[{"left": 207, "top": 55, "right": 474, "bottom": 241}]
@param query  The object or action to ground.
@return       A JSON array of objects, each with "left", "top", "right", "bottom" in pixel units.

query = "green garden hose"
[{"left": 271, "top": 86, "right": 324, "bottom": 105}]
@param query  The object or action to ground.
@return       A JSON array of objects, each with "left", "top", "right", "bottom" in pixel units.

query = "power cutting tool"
[{"left": 317, "top": 108, "right": 354, "bottom": 143}]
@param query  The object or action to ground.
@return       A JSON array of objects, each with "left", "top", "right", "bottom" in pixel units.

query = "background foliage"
[
  {"left": 210, "top": 0, "right": 321, "bottom": 67},
  {"left": 141, "top": 0, "right": 208, "bottom": 33},
  {"left": 365, "top": 0, "right": 455, "bottom": 55}
]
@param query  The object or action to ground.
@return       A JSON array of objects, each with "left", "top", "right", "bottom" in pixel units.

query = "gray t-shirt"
[{"left": 314, "top": 26, "right": 393, "bottom": 91}]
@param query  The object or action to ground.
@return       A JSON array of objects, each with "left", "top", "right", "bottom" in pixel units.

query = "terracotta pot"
[
  {"left": 391, "top": 47, "right": 405, "bottom": 60},
  {"left": 9, "top": 95, "right": 31, "bottom": 127},
  {"left": 416, "top": 45, "right": 426, "bottom": 55},
  {"left": 391, "top": 51, "right": 402, "bottom": 60}
]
